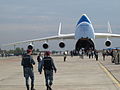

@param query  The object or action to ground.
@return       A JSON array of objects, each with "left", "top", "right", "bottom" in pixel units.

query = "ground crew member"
[
  {"left": 102, "top": 49, "right": 106, "bottom": 61},
  {"left": 88, "top": 50, "right": 92, "bottom": 59},
  {"left": 94, "top": 50, "right": 98, "bottom": 61},
  {"left": 63, "top": 51, "right": 67, "bottom": 62},
  {"left": 38, "top": 51, "right": 57, "bottom": 90},
  {"left": 21, "top": 49, "right": 35, "bottom": 90},
  {"left": 37, "top": 52, "right": 43, "bottom": 71},
  {"left": 37, "top": 52, "right": 43, "bottom": 63}
]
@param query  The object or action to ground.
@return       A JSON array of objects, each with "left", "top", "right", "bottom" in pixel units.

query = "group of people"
[
  {"left": 87, "top": 50, "right": 99, "bottom": 60},
  {"left": 21, "top": 48, "right": 100, "bottom": 90},
  {"left": 78, "top": 49, "right": 99, "bottom": 60},
  {"left": 21, "top": 49, "right": 57, "bottom": 90},
  {"left": 70, "top": 49, "right": 99, "bottom": 60}
]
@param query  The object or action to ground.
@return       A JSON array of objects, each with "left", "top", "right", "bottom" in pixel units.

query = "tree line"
[{"left": 0, "top": 47, "right": 40, "bottom": 56}]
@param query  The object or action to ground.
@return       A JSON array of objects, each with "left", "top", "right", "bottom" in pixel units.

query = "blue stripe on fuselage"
[{"left": 77, "top": 15, "right": 90, "bottom": 26}]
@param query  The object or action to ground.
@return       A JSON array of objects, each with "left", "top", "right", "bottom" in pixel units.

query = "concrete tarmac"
[{"left": 0, "top": 55, "right": 120, "bottom": 90}]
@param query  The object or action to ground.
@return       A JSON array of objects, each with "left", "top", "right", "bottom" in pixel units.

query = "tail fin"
[
  {"left": 58, "top": 22, "right": 62, "bottom": 36},
  {"left": 108, "top": 21, "right": 112, "bottom": 33}
]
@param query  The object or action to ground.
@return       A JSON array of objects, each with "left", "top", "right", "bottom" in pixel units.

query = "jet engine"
[
  {"left": 27, "top": 43, "right": 34, "bottom": 50},
  {"left": 59, "top": 41, "right": 65, "bottom": 48},
  {"left": 105, "top": 40, "right": 111, "bottom": 47},
  {"left": 43, "top": 42, "right": 49, "bottom": 49}
]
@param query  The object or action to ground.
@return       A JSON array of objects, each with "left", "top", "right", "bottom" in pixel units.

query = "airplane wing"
[
  {"left": 4, "top": 22, "right": 74, "bottom": 46},
  {"left": 95, "top": 21, "right": 120, "bottom": 38},
  {"left": 95, "top": 33, "right": 120, "bottom": 38},
  {"left": 4, "top": 21, "right": 120, "bottom": 46},
  {"left": 5, "top": 32, "right": 120, "bottom": 46},
  {"left": 4, "top": 33, "right": 75, "bottom": 46}
]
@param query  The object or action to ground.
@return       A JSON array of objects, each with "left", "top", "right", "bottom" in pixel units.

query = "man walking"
[
  {"left": 94, "top": 50, "right": 98, "bottom": 61},
  {"left": 63, "top": 51, "right": 67, "bottom": 62},
  {"left": 38, "top": 51, "right": 57, "bottom": 90},
  {"left": 21, "top": 49, "right": 36, "bottom": 90}
]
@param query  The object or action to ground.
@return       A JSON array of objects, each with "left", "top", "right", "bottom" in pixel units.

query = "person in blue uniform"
[
  {"left": 38, "top": 51, "right": 57, "bottom": 90},
  {"left": 21, "top": 49, "right": 36, "bottom": 90}
]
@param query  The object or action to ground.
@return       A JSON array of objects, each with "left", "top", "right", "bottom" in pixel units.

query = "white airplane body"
[{"left": 5, "top": 14, "right": 120, "bottom": 51}]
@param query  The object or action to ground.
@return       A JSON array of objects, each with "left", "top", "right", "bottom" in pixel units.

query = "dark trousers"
[
  {"left": 64, "top": 56, "right": 66, "bottom": 62},
  {"left": 23, "top": 67, "right": 34, "bottom": 90},
  {"left": 44, "top": 70, "right": 53, "bottom": 90}
]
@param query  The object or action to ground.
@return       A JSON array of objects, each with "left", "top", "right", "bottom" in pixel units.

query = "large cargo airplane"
[{"left": 4, "top": 14, "right": 120, "bottom": 51}]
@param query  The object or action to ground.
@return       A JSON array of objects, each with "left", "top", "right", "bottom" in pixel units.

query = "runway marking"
[{"left": 98, "top": 61, "right": 120, "bottom": 88}]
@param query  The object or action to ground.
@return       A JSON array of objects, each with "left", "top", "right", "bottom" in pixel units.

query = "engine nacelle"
[
  {"left": 105, "top": 40, "right": 111, "bottom": 47},
  {"left": 59, "top": 41, "right": 65, "bottom": 48},
  {"left": 28, "top": 44, "right": 34, "bottom": 50},
  {"left": 43, "top": 43, "right": 49, "bottom": 49}
]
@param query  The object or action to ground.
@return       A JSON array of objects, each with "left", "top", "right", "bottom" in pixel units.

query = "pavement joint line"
[{"left": 98, "top": 61, "right": 120, "bottom": 88}]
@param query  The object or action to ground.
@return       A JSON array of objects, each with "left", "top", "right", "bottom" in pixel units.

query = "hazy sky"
[{"left": 0, "top": 0, "right": 120, "bottom": 50}]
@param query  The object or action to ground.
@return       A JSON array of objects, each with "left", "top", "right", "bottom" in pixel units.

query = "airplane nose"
[{"left": 77, "top": 14, "right": 91, "bottom": 26}]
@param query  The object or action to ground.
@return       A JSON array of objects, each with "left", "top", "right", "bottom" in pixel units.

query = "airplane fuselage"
[{"left": 75, "top": 14, "right": 95, "bottom": 51}]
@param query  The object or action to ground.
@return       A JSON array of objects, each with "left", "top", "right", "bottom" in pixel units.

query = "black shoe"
[
  {"left": 47, "top": 85, "right": 52, "bottom": 90},
  {"left": 47, "top": 87, "right": 49, "bottom": 90},
  {"left": 48, "top": 85, "right": 52, "bottom": 90},
  {"left": 31, "top": 88, "right": 36, "bottom": 90},
  {"left": 26, "top": 85, "right": 29, "bottom": 90}
]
